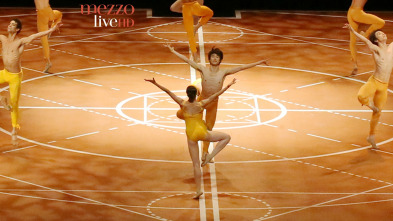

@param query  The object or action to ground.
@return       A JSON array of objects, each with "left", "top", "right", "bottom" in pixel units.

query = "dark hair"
[
  {"left": 186, "top": 85, "right": 198, "bottom": 102},
  {"left": 208, "top": 47, "right": 223, "bottom": 61},
  {"left": 11, "top": 19, "right": 22, "bottom": 34},
  {"left": 369, "top": 29, "right": 382, "bottom": 46}
]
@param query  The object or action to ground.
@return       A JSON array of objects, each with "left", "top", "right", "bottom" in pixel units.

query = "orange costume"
[
  {"left": 347, "top": 7, "right": 385, "bottom": 65},
  {"left": 357, "top": 75, "right": 388, "bottom": 135},
  {"left": 182, "top": 1, "right": 213, "bottom": 54},
  {"left": 0, "top": 69, "right": 23, "bottom": 129},
  {"left": 36, "top": 6, "right": 62, "bottom": 61}
]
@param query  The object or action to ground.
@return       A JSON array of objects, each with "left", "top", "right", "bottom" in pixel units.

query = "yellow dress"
[{"left": 183, "top": 107, "right": 208, "bottom": 142}]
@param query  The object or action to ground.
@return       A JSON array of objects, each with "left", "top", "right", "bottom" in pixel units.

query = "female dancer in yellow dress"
[
  {"left": 170, "top": 0, "right": 213, "bottom": 62},
  {"left": 145, "top": 77, "right": 235, "bottom": 198}
]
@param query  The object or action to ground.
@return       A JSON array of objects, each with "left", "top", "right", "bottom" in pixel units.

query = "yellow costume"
[
  {"left": 182, "top": 1, "right": 213, "bottom": 53},
  {"left": 37, "top": 6, "right": 62, "bottom": 60},
  {"left": 347, "top": 7, "right": 385, "bottom": 63},
  {"left": 0, "top": 69, "right": 23, "bottom": 129},
  {"left": 182, "top": 103, "right": 208, "bottom": 142},
  {"left": 357, "top": 75, "right": 388, "bottom": 135}
]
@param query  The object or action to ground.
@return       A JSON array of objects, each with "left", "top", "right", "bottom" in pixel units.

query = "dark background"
[{"left": 1, "top": 1, "right": 392, "bottom": 17}]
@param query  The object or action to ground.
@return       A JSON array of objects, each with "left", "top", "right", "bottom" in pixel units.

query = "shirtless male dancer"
[
  {"left": 35, "top": 0, "right": 62, "bottom": 73},
  {"left": 0, "top": 19, "right": 60, "bottom": 145},
  {"left": 165, "top": 43, "right": 268, "bottom": 161},
  {"left": 347, "top": 0, "right": 385, "bottom": 76},
  {"left": 170, "top": 0, "right": 213, "bottom": 62},
  {"left": 344, "top": 24, "right": 392, "bottom": 149}
]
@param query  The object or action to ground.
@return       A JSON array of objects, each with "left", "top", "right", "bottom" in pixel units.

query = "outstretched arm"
[
  {"left": 343, "top": 23, "right": 379, "bottom": 51},
  {"left": 200, "top": 78, "right": 236, "bottom": 107},
  {"left": 225, "top": 59, "right": 268, "bottom": 76},
  {"left": 164, "top": 43, "right": 204, "bottom": 72},
  {"left": 145, "top": 78, "right": 184, "bottom": 105},
  {"left": 21, "top": 23, "right": 62, "bottom": 45}
]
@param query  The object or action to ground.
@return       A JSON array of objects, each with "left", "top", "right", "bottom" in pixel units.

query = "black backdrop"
[{"left": 0, "top": 0, "right": 392, "bottom": 17}]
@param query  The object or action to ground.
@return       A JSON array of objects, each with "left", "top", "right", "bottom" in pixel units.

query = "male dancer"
[
  {"left": 171, "top": 0, "right": 213, "bottom": 62},
  {"left": 35, "top": 0, "right": 62, "bottom": 73},
  {"left": 165, "top": 43, "right": 268, "bottom": 161},
  {"left": 347, "top": 0, "right": 385, "bottom": 76},
  {"left": 344, "top": 24, "right": 392, "bottom": 149},
  {"left": 0, "top": 19, "right": 60, "bottom": 145}
]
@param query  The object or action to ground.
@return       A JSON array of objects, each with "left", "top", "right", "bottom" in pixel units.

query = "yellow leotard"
[{"left": 183, "top": 106, "right": 208, "bottom": 142}]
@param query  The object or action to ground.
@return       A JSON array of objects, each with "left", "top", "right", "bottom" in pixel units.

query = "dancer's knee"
[{"left": 357, "top": 93, "right": 369, "bottom": 106}]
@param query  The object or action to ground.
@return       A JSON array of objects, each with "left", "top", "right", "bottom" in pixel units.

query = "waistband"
[
  {"left": 371, "top": 75, "right": 388, "bottom": 84},
  {"left": 3, "top": 69, "right": 23, "bottom": 75}
]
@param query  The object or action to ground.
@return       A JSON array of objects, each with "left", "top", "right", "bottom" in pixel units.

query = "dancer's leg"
[
  {"left": 201, "top": 131, "right": 230, "bottom": 166},
  {"left": 347, "top": 10, "right": 360, "bottom": 75},
  {"left": 367, "top": 83, "right": 388, "bottom": 149},
  {"left": 187, "top": 139, "right": 203, "bottom": 198}
]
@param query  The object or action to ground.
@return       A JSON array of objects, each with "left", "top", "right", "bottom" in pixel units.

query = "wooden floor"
[{"left": 0, "top": 8, "right": 393, "bottom": 221}]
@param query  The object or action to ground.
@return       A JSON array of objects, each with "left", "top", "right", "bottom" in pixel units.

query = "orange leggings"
[
  {"left": 357, "top": 76, "right": 388, "bottom": 135},
  {"left": 182, "top": 1, "right": 213, "bottom": 53},
  {"left": 0, "top": 69, "right": 23, "bottom": 129},
  {"left": 347, "top": 8, "right": 385, "bottom": 63},
  {"left": 37, "top": 6, "right": 62, "bottom": 60}
]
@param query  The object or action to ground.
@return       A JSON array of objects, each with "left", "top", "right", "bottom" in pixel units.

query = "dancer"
[
  {"left": 35, "top": 0, "right": 62, "bottom": 73},
  {"left": 344, "top": 24, "right": 392, "bottom": 149},
  {"left": 165, "top": 43, "right": 267, "bottom": 161},
  {"left": 347, "top": 0, "right": 385, "bottom": 76},
  {"left": 0, "top": 19, "right": 60, "bottom": 145},
  {"left": 172, "top": 0, "right": 213, "bottom": 62},
  {"left": 145, "top": 77, "right": 235, "bottom": 198}
]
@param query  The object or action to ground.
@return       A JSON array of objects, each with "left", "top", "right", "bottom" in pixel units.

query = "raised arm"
[
  {"left": 21, "top": 23, "right": 61, "bottom": 45},
  {"left": 200, "top": 78, "right": 236, "bottom": 107},
  {"left": 164, "top": 43, "right": 204, "bottom": 72},
  {"left": 145, "top": 78, "right": 184, "bottom": 105},
  {"left": 344, "top": 23, "right": 379, "bottom": 51},
  {"left": 225, "top": 59, "right": 268, "bottom": 76}
]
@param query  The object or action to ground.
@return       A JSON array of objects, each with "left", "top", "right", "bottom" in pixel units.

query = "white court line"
[
  {"left": 296, "top": 81, "right": 325, "bottom": 89},
  {"left": 195, "top": 27, "right": 207, "bottom": 221},
  {"left": 0, "top": 174, "right": 160, "bottom": 220},
  {"left": 254, "top": 96, "right": 261, "bottom": 123},
  {"left": 66, "top": 131, "right": 100, "bottom": 140},
  {"left": 306, "top": 133, "right": 341, "bottom": 143},
  {"left": 72, "top": 79, "right": 103, "bottom": 87}
]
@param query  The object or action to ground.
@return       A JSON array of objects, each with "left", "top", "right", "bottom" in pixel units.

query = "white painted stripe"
[
  {"left": 66, "top": 131, "right": 100, "bottom": 140},
  {"left": 306, "top": 133, "right": 341, "bottom": 143},
  {"left": 197, "top": 27, "right": 207, "bottom": 221},
  {"left": 254, "top": 96, "right": 261, "bottom": 123},
  {"left": 72, "top": 79, "right": 103, "bottom": 87},
  {"left": 144, "top": 95, "right": 148, "bottom": 123},
  {"left": 296, "top": 81, "right": 325, "bottom": 89}
]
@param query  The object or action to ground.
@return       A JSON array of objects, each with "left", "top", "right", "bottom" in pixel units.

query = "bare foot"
[
  {"left": 193, "top": 191, "right": 203, "bottom": 199},
  {"left": 12, "top": 129, "right": 18, "bottom": 147},
  {"left": 1, "top": 97, "right": 12, "bottom": 111},
  {"left": 367, "top": 135, "right": 378, "bottom": 150},
  {"left": 201, "top": 154, "right": 213, "bottom": 167},
  {"left": 201, "top": 152, "right": 214, "bottom": 163},
  {"left": 44, "top": 62, "right": 52, "bottom": 73},
  {"left": 348, "top": 67, "right": 358, "bottom": 77}
]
